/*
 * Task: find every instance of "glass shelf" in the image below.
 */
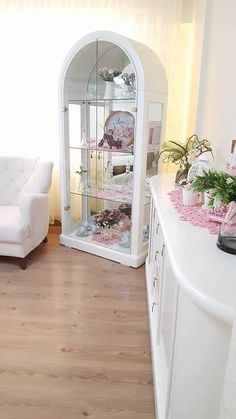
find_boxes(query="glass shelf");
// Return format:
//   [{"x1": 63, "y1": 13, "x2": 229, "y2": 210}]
[
  {"x1": 69, "y1": 230, "x2": 131, "y2": 254},
  {"x1": 69, "y1": 98, "x2": 136, "y2": 103},
  {"x1": 70, "y1": 189, "x2": 132, "y2": 204},
  {"x1": 70, "y1": 190, "x2": 151, "y2": 205},
  {"x1": 69, "y1": 194, "x2": 132, "y2": 254},
  {"x1": 69, "y1": 145, "x2": 134, "y2": 154}
]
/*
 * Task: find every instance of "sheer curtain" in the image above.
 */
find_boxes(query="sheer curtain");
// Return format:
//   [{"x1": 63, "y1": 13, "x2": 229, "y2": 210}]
[{"x1": 0, "y1": 0, "x2": 188, "y2": 222}]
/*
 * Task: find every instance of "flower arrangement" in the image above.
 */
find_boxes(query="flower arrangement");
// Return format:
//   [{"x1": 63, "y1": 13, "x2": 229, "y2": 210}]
[
  {"x1": 159, "y1": 134, "x2": 213, "y2": 168},
  {"x1": 118, "y1": 203, "x2": 132, "y2": 219},
  {"x1": 94, "y1": 208, "x2": 125, "y2": 228},
  {"x1": 158, "y1": 134, "x2": 213, "y2": 185},
  {"x1": 98, "y1": 67, "x2": 122, "y2": 82},
  {"x1": 121, "y1": 72, "x2": 135, "y2": 86},
  {"x1": 190, "y1": 169, "x2": 236, "y2": 207}
]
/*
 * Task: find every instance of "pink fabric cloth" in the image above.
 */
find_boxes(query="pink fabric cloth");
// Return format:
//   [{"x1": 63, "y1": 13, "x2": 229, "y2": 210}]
[
  {"x1": 168, "y1": 189, "x2": 223, "y2": 235},
  {"x1": 91, "y1": 235, "x2": 120, "y2": 245}
]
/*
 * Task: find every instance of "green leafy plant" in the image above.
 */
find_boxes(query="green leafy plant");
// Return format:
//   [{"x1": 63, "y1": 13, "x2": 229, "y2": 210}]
[
  {"x1": 191, "y1": 170, "x2": 236, "y2": 207},
  {"x1": 158, "y1": 134, "x2": 213, "y2": 169}
]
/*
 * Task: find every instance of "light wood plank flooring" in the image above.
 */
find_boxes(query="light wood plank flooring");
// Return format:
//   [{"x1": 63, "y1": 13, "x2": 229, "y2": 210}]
[{"x1": 0, "y1": 234, "x2": 155, "y2": 419}]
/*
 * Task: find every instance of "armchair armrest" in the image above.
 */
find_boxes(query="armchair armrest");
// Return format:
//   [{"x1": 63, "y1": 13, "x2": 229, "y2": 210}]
[{"x1": 19, "y1": 193, "x2": 50, "y2": 244}]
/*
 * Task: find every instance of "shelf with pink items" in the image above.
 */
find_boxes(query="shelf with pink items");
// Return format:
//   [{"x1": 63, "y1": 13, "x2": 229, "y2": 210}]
[
  {"x1": 68, "y1": 199, "x2": 132, "y2": 253},
  {"x1": 69, "y1": 230, "x2": 131, "y2": 254}
]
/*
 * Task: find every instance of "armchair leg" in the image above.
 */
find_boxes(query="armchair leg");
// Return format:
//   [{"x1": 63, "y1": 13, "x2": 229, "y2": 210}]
[
  {"x1": 19, "y1": 257, "x2": 27, "y2": 270},
  {"x1": 43, "y1": 236, "x2": 48, "y2": 243}
]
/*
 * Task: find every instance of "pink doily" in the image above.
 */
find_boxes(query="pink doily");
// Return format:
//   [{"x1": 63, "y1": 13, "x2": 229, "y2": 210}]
[
  {"x1": 168, "y1": 190, "x2": 221, "y2": 235},
  {"x1": 91, "y1": 234, "x2": 120, "y2": 245}
]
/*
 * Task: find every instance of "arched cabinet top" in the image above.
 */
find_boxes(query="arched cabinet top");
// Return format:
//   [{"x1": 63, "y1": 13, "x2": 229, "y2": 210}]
[{"x1": 59, "y1": 31, "x2": 167, "y2": 101}]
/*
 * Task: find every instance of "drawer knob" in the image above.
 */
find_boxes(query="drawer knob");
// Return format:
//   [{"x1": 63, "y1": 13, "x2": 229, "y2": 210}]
[
  {"x1": 161, "y1": 244, "x2": 165, "y2": 257},
  {"x1": 153, "y1": 277, "x2": 159, "y2": 287},
  {"x1": 152, "y1": 302, "x2": 158, "y2": 312}
]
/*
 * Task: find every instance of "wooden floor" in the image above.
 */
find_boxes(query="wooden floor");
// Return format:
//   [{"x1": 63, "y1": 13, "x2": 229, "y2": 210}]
[{"x1": 0, "y1": 234, "x2": 155, "y2": 419}]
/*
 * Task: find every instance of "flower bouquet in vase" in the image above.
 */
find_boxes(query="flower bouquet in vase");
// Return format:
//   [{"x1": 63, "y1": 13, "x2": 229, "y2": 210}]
[
  {"x1": 93, "y1": 208, "x2": 125, "y2": 244},
  {"x1": 98, "y1": 67, "x2": 121, "y2": 99},
  {"x1": 158, "y1": 134, "x2": 213, "y2": 186}
]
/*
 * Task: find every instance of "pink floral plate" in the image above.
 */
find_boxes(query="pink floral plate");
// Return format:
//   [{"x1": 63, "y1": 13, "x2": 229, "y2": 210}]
[{"x1": 98, "y1": 111, "x2": 135, "y2": 150}]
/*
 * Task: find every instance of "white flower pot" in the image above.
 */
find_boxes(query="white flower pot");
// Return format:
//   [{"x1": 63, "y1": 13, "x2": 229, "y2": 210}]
[
  {"x1": 204, "y1": 191, "x2": 212, "y2": 208},
  {"x1": 104, "y1": 81, "x2": 115, "y2": 99},
  {"x1": 182, "y1": 189, "x2": 199, "y2": 206}
]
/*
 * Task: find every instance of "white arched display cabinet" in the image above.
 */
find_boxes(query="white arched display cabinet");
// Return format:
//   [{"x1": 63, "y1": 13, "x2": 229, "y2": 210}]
[{"x1": 59, "y1": 31, "x2": 167, "y2": 267}]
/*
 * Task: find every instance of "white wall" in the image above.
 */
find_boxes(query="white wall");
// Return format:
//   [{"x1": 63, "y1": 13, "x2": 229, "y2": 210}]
[
  {"x1": 0, "y1": 1, "x2": 233, "y2": 163},
  {"x1": 196, "y1": 0, "x2": 236, "y2": 167},
  {"x1": 2, "y1": 1, "x2": 233, "y2": 216},
  {"x1": 0, "y1": 0, "x2": 181, "y2": 161},
  {"x1": 0, "y1": 1, "x2": 183, "y2": 218}
]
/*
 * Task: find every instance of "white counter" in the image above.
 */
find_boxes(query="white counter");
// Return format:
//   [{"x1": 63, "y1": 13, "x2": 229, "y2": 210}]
[
  {"x1": 146, "y1": 174, "x2": 236, "y2": 419},
  {"x1": 150, "y1": 174, "x2": 236, "y2": 325}
]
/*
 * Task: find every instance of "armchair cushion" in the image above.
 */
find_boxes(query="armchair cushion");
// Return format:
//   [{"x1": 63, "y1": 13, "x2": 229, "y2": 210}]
[
  {"x1": 0, "y1": 206, "x2": 29, "y2": 243},
  {"x1": 20, "y1": 193, "x2": 49, "y2": 246}
]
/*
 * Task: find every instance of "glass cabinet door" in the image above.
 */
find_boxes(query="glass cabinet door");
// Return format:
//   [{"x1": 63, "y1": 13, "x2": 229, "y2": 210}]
[
  {"x1": 143, "y1": 102, "x2": 163, "y2": 244},
  {"x1": 65, "y1": 40, "x2": 137, "y2": 254}
]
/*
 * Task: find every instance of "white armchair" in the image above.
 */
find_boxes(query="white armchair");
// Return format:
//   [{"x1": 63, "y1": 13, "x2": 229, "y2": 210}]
[{"x1": 0, "y1": 156, "x2": 53, "y2": 269}]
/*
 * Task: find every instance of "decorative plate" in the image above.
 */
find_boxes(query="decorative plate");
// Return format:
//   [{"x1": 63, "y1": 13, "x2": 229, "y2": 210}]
[{"x1": 98, "y1": 111, "x2": 135, "y2": 150}]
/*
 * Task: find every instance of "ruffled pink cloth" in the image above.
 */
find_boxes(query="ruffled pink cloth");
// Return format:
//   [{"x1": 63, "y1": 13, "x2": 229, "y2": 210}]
[
  {"x1": 168, "y1": 190, "x2": 222, "y2": 235},
  {"x1": 91, "y1": 234, "x2": 120, "y2": 245}
]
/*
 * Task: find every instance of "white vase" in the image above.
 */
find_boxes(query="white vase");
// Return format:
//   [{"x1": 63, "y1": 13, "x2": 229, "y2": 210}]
[
  {"x1": 104, "y1": 81, "x2": 114, "y2": 99},
  {"x1": 187, "y1": 154, "x2": 212, "y2": 183},
  {"x1": 182, "y1": 188, "x2": 199, "y2": 206}
]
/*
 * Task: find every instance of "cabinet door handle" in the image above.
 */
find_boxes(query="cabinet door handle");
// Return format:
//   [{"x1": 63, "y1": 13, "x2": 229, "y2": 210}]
[
  {"x1": 156, "y1": 223, "x2": 160, "y2": 234},
  {"x1": 152, "y1": 302, "x2": 158, "y2": 312},
  {"x1": 155, "y1": 250, "x2": 160, "y2": 260},
  {"x1": 161, "y1": 244, "x2": 165, "y2": 257},
  {"x1": 153, "y1": 277, "x2": 159, "y2": 287}
]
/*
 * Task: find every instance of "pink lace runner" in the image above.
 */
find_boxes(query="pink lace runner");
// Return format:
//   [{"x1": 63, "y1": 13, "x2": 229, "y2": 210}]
[{"x1": 168, "y1": 190, "x2": 222, "y2": 235}]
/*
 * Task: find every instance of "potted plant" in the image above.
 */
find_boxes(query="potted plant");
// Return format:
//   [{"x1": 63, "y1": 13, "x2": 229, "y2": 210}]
[
  {"x1": 190, "y1": 169, "x2": 236, "y2": 207},
  {"x1": 158, "y1": 134, "x2": 213, "y2": 185}
]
